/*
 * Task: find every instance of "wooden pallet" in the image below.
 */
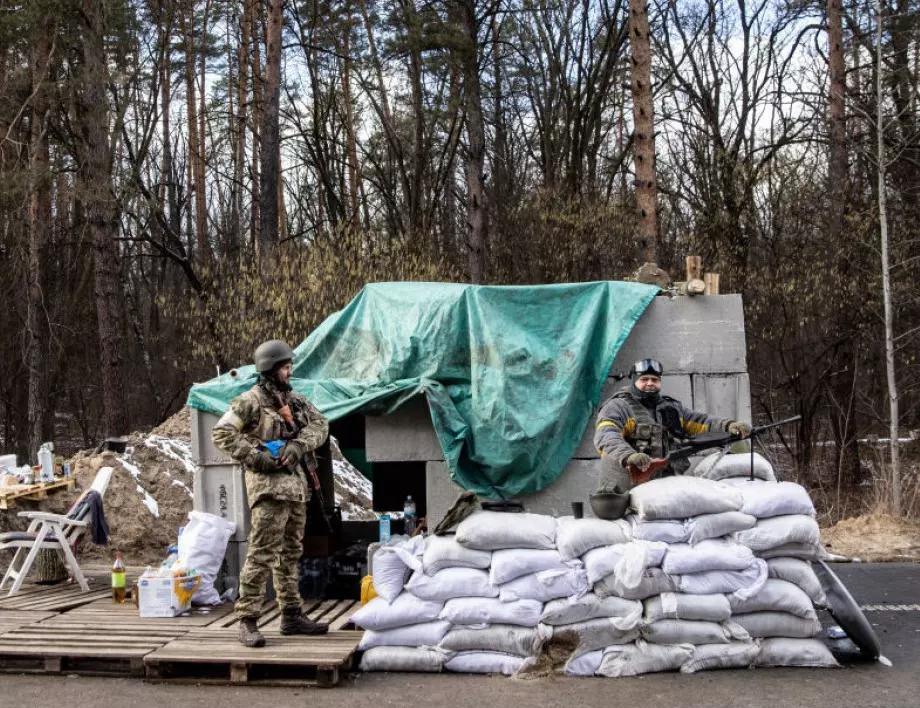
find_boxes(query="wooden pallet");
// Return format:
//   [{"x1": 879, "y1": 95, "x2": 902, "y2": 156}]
[
  {"x1": 0, "y1": 478, "x2": 75, "y2": 509},
  {"x1": 0, "y1": 623, "x2": 184, "y2": 677},
  {"x1": 40, "y1": 597, "x2": 236, "y2": 630},
  {"x1": 205, "y1": 598, "x2": 362, "y2": 632},
  {"x1": 145, "y1": 629, "x2": 360, "y2": 686},
  {"x1": 0, "y1": 581, "x2": 108, "y2": 612},
  {"x1": 0, "y1": 610, "x2": 55, "y2": 634}
]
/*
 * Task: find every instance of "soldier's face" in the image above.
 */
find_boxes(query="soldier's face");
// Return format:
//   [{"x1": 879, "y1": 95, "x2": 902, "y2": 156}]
[
  {"x1": 635, "y1": 375, "x2": 661, "y2": 392},
  {"x1": 276, "y1": 361, "x2": 293, "y2": 385}
]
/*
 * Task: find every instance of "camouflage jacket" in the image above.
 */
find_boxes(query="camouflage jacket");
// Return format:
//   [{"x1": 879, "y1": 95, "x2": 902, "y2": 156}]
[
  {"x1": 211, "y1": 380, "x2": 329, "y2": 507},
  {"x1": 593, "y1": 387, "x2": 732, "y2": 473}
]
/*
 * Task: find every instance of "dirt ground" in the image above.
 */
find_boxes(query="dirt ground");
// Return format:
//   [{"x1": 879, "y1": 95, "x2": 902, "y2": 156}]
[{"x1": 821, "y1": 513, "x2": 920, "y2": 562}]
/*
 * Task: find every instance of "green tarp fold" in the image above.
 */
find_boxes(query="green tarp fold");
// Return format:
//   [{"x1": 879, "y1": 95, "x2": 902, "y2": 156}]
[{"x1": 187, "y1": 281, "x2": 657, "y2": 497}]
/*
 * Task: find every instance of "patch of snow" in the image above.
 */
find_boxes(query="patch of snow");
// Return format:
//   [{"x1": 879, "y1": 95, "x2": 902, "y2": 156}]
[
  {"x1": 118, "y1": 447, "x2": 161, "y2": 518},
  {"x1": 171, "y1": 479, "x2": 193, "y2": 498},
  {"x1": 136, "y1": 484, "x2": 160, "y2": 517},
  {"x1": 144, "y1": 435, "x2": 196, "y2": 474}
]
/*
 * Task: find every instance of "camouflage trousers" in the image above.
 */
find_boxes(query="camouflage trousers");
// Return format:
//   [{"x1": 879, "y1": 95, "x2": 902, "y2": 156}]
[{"x1": 236, "y1": 497, "x2": 306, "y2": 618}]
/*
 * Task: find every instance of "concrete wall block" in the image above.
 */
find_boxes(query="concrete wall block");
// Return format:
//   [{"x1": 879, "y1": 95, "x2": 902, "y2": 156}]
[
  {"x1": 365, "y1": 396, "x2": 444, "y2": 462},
  {"x1": 193, "y1": 463, "x2": 250, "y2": 542},
  {"x1": 691, "y1": 373, "x2": 752, "y2": 423},
  {"x1": 190, "y1": 408, "x2": 235, "y2": 465},
  {"x1": 611, "y1": 294, "x2": 747, "y2": 375}
]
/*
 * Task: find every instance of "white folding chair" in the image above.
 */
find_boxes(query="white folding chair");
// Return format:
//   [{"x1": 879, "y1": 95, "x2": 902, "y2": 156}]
[{"x1": 0, "y1": 466, "x2": 114, "y2": 596}]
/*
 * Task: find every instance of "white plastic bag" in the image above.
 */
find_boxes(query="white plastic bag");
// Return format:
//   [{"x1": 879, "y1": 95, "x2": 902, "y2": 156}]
[
  {"x1": 440, "y1": 597, "x2": 544, "y2": 627},
  {"x1": 594, "y1": 567, "x2": 677, "y2": 600},
  {"x1": 722, "y1": 479, "x2": 816, "y2": 518},
  {"x1": 680, "y1": 641, "x2": 759, "y2": 673},
  {"x1": 351, "y1": 594, "x2": 445, "y2": 631},
  {"x1": 444, "y1": 651, "x2": 529, "y2": 676},
  {"x1": 640, "y1": 619, "x2": 734, "y2": 645},
  {"x1": 596, "y1": 642, "x2": 693, "y2": 677},
  {"x1": 662, "y1": 540, "x2": 755, "y2": 575},
  {"x1": 551, "y1": 617, "x2": 640, "y2": 655},
  {"x1": 406, "y1": 567, "x2": 498, "y2": 602},
  {"x1": 755, "y1": 638, "x2": 840, "y2": 667},
  {"x1": 643, "y1": 592, "x2": 731, "y2": 623},
  {"x1": 687, "y1": 511, "x2": 757, "y2": 545},
  {"x1": 359, "y1": 646, "x2": 451, "y2": 672},
  {"x1": 732, "y1": 611, "x2": 822, "y2": 638},
  {"x1": 555, "y1": 516, "x2": 630, "y2": 559},
  {"x1": 499, "y1": 567, "x2": 588, "y2": 603},
  {"x1": 766, "y1": 557, "x2": 827, "y2": 605},
  {"x1": 675, "y1": 558, "x2": 768, "y2": 600},
  {"x1": 728, "y1": 578, "x2": 818, "y2": 618},
  {"x1": 564, "y1": 649, "x2": 604, "y2": 676},
  {"x1": 440, "y1": 624, "x2": 551, "y2": 656},
  {"x1": 489, "y1": 548, "x2": 571, "y2": 585},
  {"x1": 455, "y1": 511, "x2": 557, "y2": 551},
  {"x1": 582, "y1": 540, "x2": 667, "y2": 586},
  {"x1": 630, "y1": 477, "x2": 742, "y2": 521},
  {"x1": 735, "y1": 515, "x2": 820, "y2": 551},
  {"x1": 692, "y1": 451, "x2": 777, "y2": 482},
  {"x1": 177, "y1": 511, "x2": 237, "y2": 606},
  {"x1": 541, "y1": 593, "x2": 643, "y2": 627},
  {"x1": 422, "y1": 534, "x2": 492, "y2": 575},
  {"x1": 358, "y1": 620, "x2": 451, "y2": 650}
]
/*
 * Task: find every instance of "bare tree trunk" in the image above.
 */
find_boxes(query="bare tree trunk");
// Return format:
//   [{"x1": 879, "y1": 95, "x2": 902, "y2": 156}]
[
  {"x1": 249, "y1": 0, "x2": 263, "y2": 247},
  {"x1": 232, "y1": 0, "x2": 250, "y2": 247},
  {"x1": 876, "y1": 0, "x2": 900, "y2": 515},
  {"x1": 180, "y1": 3, "x2": 208, "y2": 260},
  {"x1": 341, "y1": 0, "x2": 362, "y2": 232},
  {"x1": 628, "y1": 0, "x2": 658, "y2": 263},
  {"x1": 259, "y1": 0, "x2": 284, "y2": 250},
  {"x1": 79, "y1": 0, "x2": 128, "y2": 437}
]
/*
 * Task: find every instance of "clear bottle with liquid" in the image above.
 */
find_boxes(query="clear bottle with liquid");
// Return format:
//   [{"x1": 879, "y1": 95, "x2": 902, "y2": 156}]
[
  {"x1": 403, "y1": 496, "x2": 417, "y2": 536},
  {"x1": 112, "y1": 553, "x2": 126, "y2": 604},
  {"x1": 379, "y1": 513, "x2": 391, "y2": 543}
]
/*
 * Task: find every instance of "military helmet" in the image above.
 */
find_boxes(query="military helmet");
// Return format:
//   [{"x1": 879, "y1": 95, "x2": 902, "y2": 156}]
[
  {"x1": 588, "y1": 488, "x2": 631, "y2": 521},
  {"x1": 254, "y1": 340, "x2": 295, "y2": 373},
  {"x1": 632, "y1": 358, "x2": 664, "y2": 379}
]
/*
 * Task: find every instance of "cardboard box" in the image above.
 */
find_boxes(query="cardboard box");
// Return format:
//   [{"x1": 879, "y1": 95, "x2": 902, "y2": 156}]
[{"x1": 138, "y1": 572, "x2": 201, "y2": 618}]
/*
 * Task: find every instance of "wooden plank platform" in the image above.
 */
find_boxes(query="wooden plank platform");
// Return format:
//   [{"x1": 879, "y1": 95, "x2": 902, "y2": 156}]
[
  {"x1": 0, "y1": 610, "x2": 56, "y2": 633},
  {"x1": 204, "y1": 598, "x2": 361, "y2": 632},
  {"x1": 0, "y1": 478, "x2": 75, "y2": 509},
  {"x1": 40, "y1": 597, "x2": 236, "y2": 630},
  {"x1": 0, "y1": 623, "x2": 184, "y2": 677},
  {"x1": 0, "y1": 582, "x2": 108, "y2": 612},
  {"x1": 145, "y1": 629, "x2": 360, "y2": 687}
]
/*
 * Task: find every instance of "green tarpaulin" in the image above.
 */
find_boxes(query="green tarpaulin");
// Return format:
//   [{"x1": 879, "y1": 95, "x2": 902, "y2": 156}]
[{"x1": 187, "y1": 281, "x2": 657, "y2": 498}]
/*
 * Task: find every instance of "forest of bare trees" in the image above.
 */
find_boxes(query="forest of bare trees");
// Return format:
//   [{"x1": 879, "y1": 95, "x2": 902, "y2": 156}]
[{"x1": 1, "y1": 1, "x2": 918, "y2": 517}]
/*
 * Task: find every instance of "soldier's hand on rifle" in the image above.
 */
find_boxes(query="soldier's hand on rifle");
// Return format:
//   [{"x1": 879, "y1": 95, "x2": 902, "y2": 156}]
[
  {"x1": 280, "y1": 442, "x2": 304, "y2": 468},
  {"x1": 626, "y1": 452, "x2": 652, "y2": 471},
  {"x1": 728, "y1": 421, "x2": 752, "y2": 439},
  {"x1": 252, "y1": 451, "x2": 283, "y2": 474}
]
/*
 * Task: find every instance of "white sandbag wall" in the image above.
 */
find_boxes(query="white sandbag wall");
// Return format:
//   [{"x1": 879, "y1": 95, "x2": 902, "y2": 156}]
[{"x1": 354, "y1": 456, "x2": 839, "y2": 676}]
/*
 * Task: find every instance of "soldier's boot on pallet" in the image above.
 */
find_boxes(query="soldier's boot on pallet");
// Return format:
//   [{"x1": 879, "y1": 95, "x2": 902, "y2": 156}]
[
  {"x1": 238, "y1": 617, "x2": 266, "y2": 647},
  {"x1": 280, "y1": 606, "x2": 329, "y2": 635}
]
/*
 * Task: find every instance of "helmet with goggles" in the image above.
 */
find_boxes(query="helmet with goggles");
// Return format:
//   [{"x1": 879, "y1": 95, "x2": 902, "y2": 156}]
[{"x1": 632, "y1": 358, "x2": 664, "y2": 379}]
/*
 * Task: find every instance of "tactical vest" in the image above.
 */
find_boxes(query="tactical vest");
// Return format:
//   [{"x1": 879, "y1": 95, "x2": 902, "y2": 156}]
[{"x1": 613, "y1": 390, "x2": 690, "y2": 474}]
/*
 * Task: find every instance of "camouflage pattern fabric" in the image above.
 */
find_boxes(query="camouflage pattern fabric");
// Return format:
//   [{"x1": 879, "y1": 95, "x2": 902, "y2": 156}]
[
  {"x1": 212, "y1": 380, "x2": 329, "y2": 508},
  {"x1": 235, "y1": 497, "x2": 307, "y2": 618}
]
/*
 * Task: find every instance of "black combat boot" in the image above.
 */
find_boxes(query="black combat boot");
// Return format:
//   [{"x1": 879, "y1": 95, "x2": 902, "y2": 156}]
[
  {"x1": 238, "y1": 616, "x2": 266, "y2": 647},
  {"x1": 280, "y1": 606, "x2": 329, "y2": 635}
]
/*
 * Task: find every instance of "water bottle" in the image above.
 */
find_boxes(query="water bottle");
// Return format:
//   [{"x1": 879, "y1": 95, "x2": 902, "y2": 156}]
[
  {"x1": 159, "y1": 545, "x2": 179, "y2": 576},
  {"x1": 379, "y1": 513, "x2": 391, "y2": 543},
  {"x1": 37, "y1": 443, "x2": 54, "y2": 483},
  {"x1": 403, "y1": 496, "x2": 417, "y2": 536}
]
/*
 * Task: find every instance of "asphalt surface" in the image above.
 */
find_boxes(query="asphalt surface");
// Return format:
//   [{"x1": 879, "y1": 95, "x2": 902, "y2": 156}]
[{"x1": 3, "y1": 563, "x2": 918, "y2": 708}]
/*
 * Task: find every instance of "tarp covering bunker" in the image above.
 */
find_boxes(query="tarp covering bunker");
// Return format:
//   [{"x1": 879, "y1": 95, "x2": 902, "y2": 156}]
[{"x1": 187, "y1": 281, "x2": 658, "y2": 498}]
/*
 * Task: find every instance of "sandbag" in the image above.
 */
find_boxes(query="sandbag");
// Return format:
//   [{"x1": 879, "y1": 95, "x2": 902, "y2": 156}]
[
  {"x1": 440, "y1": 624, "x2": 551, "y2": 657},
  {"x1": 444, "y1": 651, "x2": 529, "y2": 676},
  {"x1": 551, "y1": 618, "x2": 641, "y2": 655},
  {"x1": 489, "y1": 548, "x2": 571, "y2": 585},
  {"x1": 735, "y1": 515, "x2": 820, "y2": 552},
  {"x1": 351, "y1": 594, "x2": 445, "y2": 631},
  {"x1": 358, "y1": 621, "x2": 451, "y2": 650},
  {"x1": 555, "y1": 516, "x2": 630, "y2": 560},
  {"x1": 627, "y1": 516, "x2": 691, "y2": 543},
  {"x1": 675, "y1": 558, "x2": 768, "y2": 600},
  {"x1": 757, "y1": 542, "x2": 825, "y2": 561},
  {"x1": 440, "y1": 597, "x2": 544, "y2": 627},
  {"x1": 406, "y1": 567, "x2": 498, "y2": 602},
  {"x1": 596, "y1": 642, "x2": 694, "y2": 677},
  {"x1": 630, "y1": 477, "x2": 742, "y2": 521},
  {"x1": 564, "y1": 649, "x2": 604, "y2": 677},
  {"x1": 687, "y1": 511, "x2": 757, "y2": 545},
  {"x1": 755, "y1": 638, "x2": 840, "y2": 667},
  {"x1": 541, "y1": 593, "x2": 643, "y2": 627},
  {"x1": 766, "y1": 557, "x2": 827, "y2": 605},
  {"x1": 176, "y1": 511, "x2": 237, "y2": 606},
  {"x1": 499, "y1": 567, "x2": 588, "y2": 603},
  {"x1": 359, "y1": 646, "x2": 452, "y2": 672},
  {"x1": 455, "y1": 511, "x2": 557, "y2": 551},
  {"x1": 692, "y1": 451, "x2": 777, "y2": 482},
  {"x1": 640, "y1": 619, "x2": 735, "y2": 645},
  {"x1": 721, "y1": 479, "x2": 816, "y2": 518},
  {"x1": 373, "y1": 538, "x2": 424, "y2": 602},
  {"x1": 582, "y1": 540, "x2": 667, "y2": 586},
  {"x1": 594, "y1": 567, "x2": 677, "y2": 600},
  {"x1": 732, "y1": 611, "x2": 822, "y2": 638},
  {"x1": 643, "y1": 592, "x2": 731, "y2": 623},
  {"x1": 662, "y1": 540, "x2": 755, "y2": 575},
  {"x1": 728, "y1": 578, "x2": 818, "y2": 618},
  {"x1": 680, "y1": 641, "x2": 759, "y2": 673},
  {"x1": 422, "y1": 534, "x2": 492, "y2": 575}
]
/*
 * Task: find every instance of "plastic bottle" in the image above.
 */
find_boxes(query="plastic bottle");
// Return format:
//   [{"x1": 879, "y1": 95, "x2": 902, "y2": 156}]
[
  {"x1": 159, "y1": 545, "x2": 179, "y2": 575},
  {"x1": 112, "y1": 553, "x2": 126, "y2": 603},
  {"x1": 379, "y1": 513, "x2": 391, "y2": 543},
  {"x1": 403, "y1": 496, "x2": 417, "y2": 536},
  {"x1": 37, "y1": 444, "x2": 54, "y2": 483}
]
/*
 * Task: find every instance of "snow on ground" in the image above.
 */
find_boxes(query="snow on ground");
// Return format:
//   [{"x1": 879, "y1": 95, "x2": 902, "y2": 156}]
[{"x1": 117, "y1": 452, "x2": 161, "y2": 518}]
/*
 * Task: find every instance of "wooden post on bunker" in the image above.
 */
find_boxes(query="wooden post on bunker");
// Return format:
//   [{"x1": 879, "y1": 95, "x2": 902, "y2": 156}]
[{"x1": 704, "y1": 273, "x2": 720, "y2": 295}]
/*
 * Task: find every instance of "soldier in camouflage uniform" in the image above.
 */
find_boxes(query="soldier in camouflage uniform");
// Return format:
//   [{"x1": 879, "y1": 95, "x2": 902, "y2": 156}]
[
  {"x1": 593, "y1": 358, "x2": 751, "y2": 494},
  {"x1": 212, "y1": 340, "x2": 330, "y2": 647}
]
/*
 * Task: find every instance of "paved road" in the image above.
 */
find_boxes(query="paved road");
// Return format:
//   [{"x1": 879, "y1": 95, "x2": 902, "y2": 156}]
[{"x1": 4, "y1": 564, "x2": 918, "y2": 708}]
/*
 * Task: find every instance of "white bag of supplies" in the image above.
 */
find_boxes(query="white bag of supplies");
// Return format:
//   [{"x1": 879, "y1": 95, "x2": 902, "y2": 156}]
[{"x1": 177, "y1": 511, "x2": 237, "y2": 606}]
